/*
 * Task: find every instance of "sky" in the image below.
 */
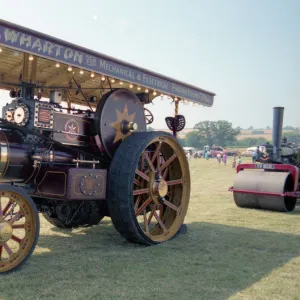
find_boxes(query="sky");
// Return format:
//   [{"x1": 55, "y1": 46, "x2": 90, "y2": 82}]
[{"x1": 0, "y1": 0, "x2": 299, "y2": 129}]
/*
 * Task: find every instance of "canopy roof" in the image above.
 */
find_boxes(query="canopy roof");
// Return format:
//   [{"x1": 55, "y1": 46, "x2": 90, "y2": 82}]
[{"x1": 0, "y1": 19, "x2": 215, "y2": 107}]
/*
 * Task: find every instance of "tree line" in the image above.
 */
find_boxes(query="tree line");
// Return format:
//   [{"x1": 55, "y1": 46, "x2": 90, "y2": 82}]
[
  {"x1": 178, "y1": 120, "x2": 240, "y2": 148},
  {"x1": 148, "y1": 121, "x2": 300, "y2": 149}
]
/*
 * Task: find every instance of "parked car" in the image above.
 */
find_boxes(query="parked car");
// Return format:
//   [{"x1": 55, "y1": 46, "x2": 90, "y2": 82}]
[
  {"x1": 225, "y1": 149, "x2": 240, "y2": 156},
  {"x1": 241, "y1": 150, "x2": 253, "y2": 157},
  {"x1": 210, "y1": 147, "x2": 225, "y2": 157}
]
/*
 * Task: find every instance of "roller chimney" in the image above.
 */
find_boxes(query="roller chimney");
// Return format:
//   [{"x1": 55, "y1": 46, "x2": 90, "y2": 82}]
[{"x1": 272, "y1": 107, "x2": 284, "y2": 160}]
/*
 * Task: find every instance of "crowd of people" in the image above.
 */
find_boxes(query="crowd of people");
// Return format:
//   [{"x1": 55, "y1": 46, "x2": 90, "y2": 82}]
[
  {"x1": 185, "y1": 137, "x2": 297, "y2": 168},
  {"x1": 214, "y1": 152, "x2": 242, "y2": 168},
  {"x1": 185, "y1": 150, "x2": 243, "y2": 168}
]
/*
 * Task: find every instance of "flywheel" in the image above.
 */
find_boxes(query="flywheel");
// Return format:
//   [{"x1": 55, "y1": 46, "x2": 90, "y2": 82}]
[{"x1": 95, "y1": 88, "x2": 146, "y2": 158}]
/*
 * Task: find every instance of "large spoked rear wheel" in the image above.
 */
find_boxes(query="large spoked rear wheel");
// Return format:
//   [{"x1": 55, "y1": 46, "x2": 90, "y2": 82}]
[
  {"x1": 0, "y1": 186, "x2": 39, "y2": 274},
  {"x1": 107, "y1": 131, "x2": 190, "y2": 245}
]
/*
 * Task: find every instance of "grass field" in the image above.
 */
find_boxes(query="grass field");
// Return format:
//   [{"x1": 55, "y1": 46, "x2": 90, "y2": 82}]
[{"x1": 1, "y1": 157, "x2": 300, "y2": 300}]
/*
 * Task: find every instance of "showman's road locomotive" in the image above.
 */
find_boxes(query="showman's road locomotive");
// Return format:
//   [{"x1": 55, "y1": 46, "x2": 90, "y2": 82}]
[
  {"x1": 0, "y1": 19, "x2": 215, "y2": 273},
  {"x1": 229, "y1": 107, "x2": 300, "y2": 212}
]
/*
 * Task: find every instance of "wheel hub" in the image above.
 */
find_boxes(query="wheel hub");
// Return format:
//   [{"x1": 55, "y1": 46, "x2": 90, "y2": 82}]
[
  {"x1": 152, "y1": 178, "x2": 168, "y2": 198},
  {"x1": 0, "y1": 222, "x2": 13, "y2": 243}
]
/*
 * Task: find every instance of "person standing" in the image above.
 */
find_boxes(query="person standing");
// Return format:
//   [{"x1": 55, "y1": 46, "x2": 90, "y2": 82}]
[
  {"x1": 205, "y1": 151, "x2": 209, "y2": 160},
  {"x1": 232, "y1": 155, "x2": 236, "y2": 168},
  {"x1": 223, "y1": 153, "x2": 227, "y2": 166},
  {"x1": 216, "y1": 153, "x2": 221, "y2": 164},
  {"x1": 238, "y1": 156, "x2": 242, "y2": 165},
  {"x1": 252, "y1": 150, "x2": 257, "y2": 163}
]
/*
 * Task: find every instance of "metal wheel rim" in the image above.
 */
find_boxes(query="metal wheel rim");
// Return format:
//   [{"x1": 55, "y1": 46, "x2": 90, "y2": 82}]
[
  {"x1": 133, "y1": 135, "x2": 190, "y2": 242},
  {"x1": 0, "y1": 191, "x2": 38, "y2": 273}
]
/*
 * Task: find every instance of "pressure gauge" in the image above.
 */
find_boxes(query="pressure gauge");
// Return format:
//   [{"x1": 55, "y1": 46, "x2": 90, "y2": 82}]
[
  {"x1": 5, "y1": 110, "x2": 13, "y2": 121},
  {"x1": 14, "y1": 104, "x2": 29, "y2": 126}
]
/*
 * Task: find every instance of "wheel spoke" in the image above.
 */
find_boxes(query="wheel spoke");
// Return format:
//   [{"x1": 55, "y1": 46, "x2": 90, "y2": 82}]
[
  {"x1": 133, "y1": 188, "x2": 150, "y2": 196},
  {"x1": 147, "y1": 206, "x2": 155, "y2": 225},
  {"x1": 143, "y1": 152, "x2": 155, "y2": 172},
  {"x1": 159, "y1": 203, "x2": 164, "y2": 218},
  {"x1": 135, "y1": 169, "x2": 149, "y2": 182},
  {"x1": 134, "y1": 178, "x2": 141, "y2": 187},
  {"x1": 167, "y1": 179, "x2": 183, "y2": 186},
  {"x1": 2, "y1": 201, "x2": 12, "y2": 215},
  {"x1": 12, "y1": 224, "x2": 25, "y2": 229},
  {"x1": 0, "y1": 245, "x2": 2, "y2": 259},
  {"x1": 11, "y1": 235, "x2": 22, "y2": 244},
  {"x1": 134, "y1": 195, "x2": 142, "y2": 211},
  {"x1": 135, "y1": 197, "x2": 152, "y2": 216},
  {"x1": 143, "y1": 209, "x2": 150, "y2": 233},
  {"x1": 160, "y1": 153, "x2": 177, "y2": 171},
  {"x1": 162, "y1": 167, "x2": 169, "y2": 180},
  {"x1": 161, "y1": 198, "x2": 180, "y2": 212},
  {"x1": 152, "y1": 208, "x2": 168, "y2": 233},
  {"x1": 141, "y1": 153, "x2": 145, "y2": 172},
  {"x1": 151, "y1": 142, "x2": 162, "y2": 164},
  {"x1": 3, "y1": 242, "x2": 12, "y2": 255},
  {"x1": 10, "y1": 211, "x2": 23, "y2": 224}
]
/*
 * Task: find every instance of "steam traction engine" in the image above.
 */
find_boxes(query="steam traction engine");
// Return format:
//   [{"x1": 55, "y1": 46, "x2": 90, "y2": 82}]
[
  {"x1": 0, "y1": 19, "x2": 215, "y2": 273},
  {"x1": 229, "y1": 107, "x2": 300, "y2": 212}
]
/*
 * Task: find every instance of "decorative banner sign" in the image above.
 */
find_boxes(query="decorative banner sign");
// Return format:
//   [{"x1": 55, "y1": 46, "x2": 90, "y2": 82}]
[{"x1": 0, "y1": 20, "x2": 215, "y2": 106}]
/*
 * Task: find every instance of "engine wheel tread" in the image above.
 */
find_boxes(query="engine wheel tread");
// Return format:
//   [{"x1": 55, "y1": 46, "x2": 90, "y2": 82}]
[{"x1": 107, "y1": 131, "x2": 180, "y2": 245}]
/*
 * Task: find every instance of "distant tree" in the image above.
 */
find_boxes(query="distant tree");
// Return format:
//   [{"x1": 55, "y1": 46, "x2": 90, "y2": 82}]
[
  {"x1": 284, "y1": 131, "x2": 300, "y2": 144},
  {"x1": 213, "y1": 120, "x2": 241, "y2": 147},
  {"x1": 248, "y1": 126, "x2": 253, "y2": 130},
  {"x1": 193, "y1": 121, "x2": 215, "y2": 146},
  {"x1": 233, "y1": 137, "x2": 268, "y2": 147},
  {"x1": 252, "y1": 130, "x2": 264, "y2": 134},
  {"x1": 177, "y1": 138, "x2": 186, "y2": 147},
  {"x1": 193, "y1": 120, "x2": 240, "y2": 147},
  {"x1": 147, "y1": 126, "x2": 155, "y2": 131},
  {"x1": 283, "y1": 126, "x2": 295, "y2": 130},
  {"x1": 266, "y1": 126, "x2": 271, "y2": 129},
  {"x1": 184, "y1": 131, "x2": 204, "y2": 148}
]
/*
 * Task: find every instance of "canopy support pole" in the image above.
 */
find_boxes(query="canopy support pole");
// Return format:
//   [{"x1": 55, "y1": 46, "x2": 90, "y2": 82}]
[
  {"x1": 173, "y1": 99, "x2": 179, "y2": 138},
  {"x1": 20, "y1": 53, "x2": 35, "y2": 98}
]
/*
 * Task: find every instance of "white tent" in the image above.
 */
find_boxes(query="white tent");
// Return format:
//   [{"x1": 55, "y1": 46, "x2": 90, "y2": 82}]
[
  {"x1": 247, "y1": 146, "x2": 266, "y2": 152},
  {"x1": 183, "y1": 147, "x2": 196, "y2": 152}
]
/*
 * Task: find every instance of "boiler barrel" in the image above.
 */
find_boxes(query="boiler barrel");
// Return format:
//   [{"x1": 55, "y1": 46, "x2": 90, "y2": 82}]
[
  {"x1": 0, "y1": 130, "x2": 79, "y2": 183},
  {"x1": 0, "y1": 130, "x2": 34, "y2": 181}
]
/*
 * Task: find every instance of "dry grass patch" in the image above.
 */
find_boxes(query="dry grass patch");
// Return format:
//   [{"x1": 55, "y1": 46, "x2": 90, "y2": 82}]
[{"x1": 0, "y1": 156, "x2": 299, "y2": 300}]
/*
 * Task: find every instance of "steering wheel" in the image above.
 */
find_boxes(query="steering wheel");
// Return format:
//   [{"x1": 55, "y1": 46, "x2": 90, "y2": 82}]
[{"x1": 144, "y1": 107, "x2": 154, "y2": 125}]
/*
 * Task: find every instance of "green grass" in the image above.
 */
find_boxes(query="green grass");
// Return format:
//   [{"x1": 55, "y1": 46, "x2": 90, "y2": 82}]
[{"x1": 1, "y1": 157, "x2": 300, "y2": 300}]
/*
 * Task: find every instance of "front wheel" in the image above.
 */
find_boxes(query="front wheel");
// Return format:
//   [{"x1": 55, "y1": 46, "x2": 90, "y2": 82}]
[
  {"x1": 107, "y1": 131, "x2": 191, "y2": 245},
  {"x1": 0, "y1": 185, "x2": 40, "y2": 274}
]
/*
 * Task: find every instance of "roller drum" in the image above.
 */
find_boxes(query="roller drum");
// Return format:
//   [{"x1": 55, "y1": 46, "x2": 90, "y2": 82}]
[{"x1": 233, "y1": 170, "x2": 297, "y2": 212}]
